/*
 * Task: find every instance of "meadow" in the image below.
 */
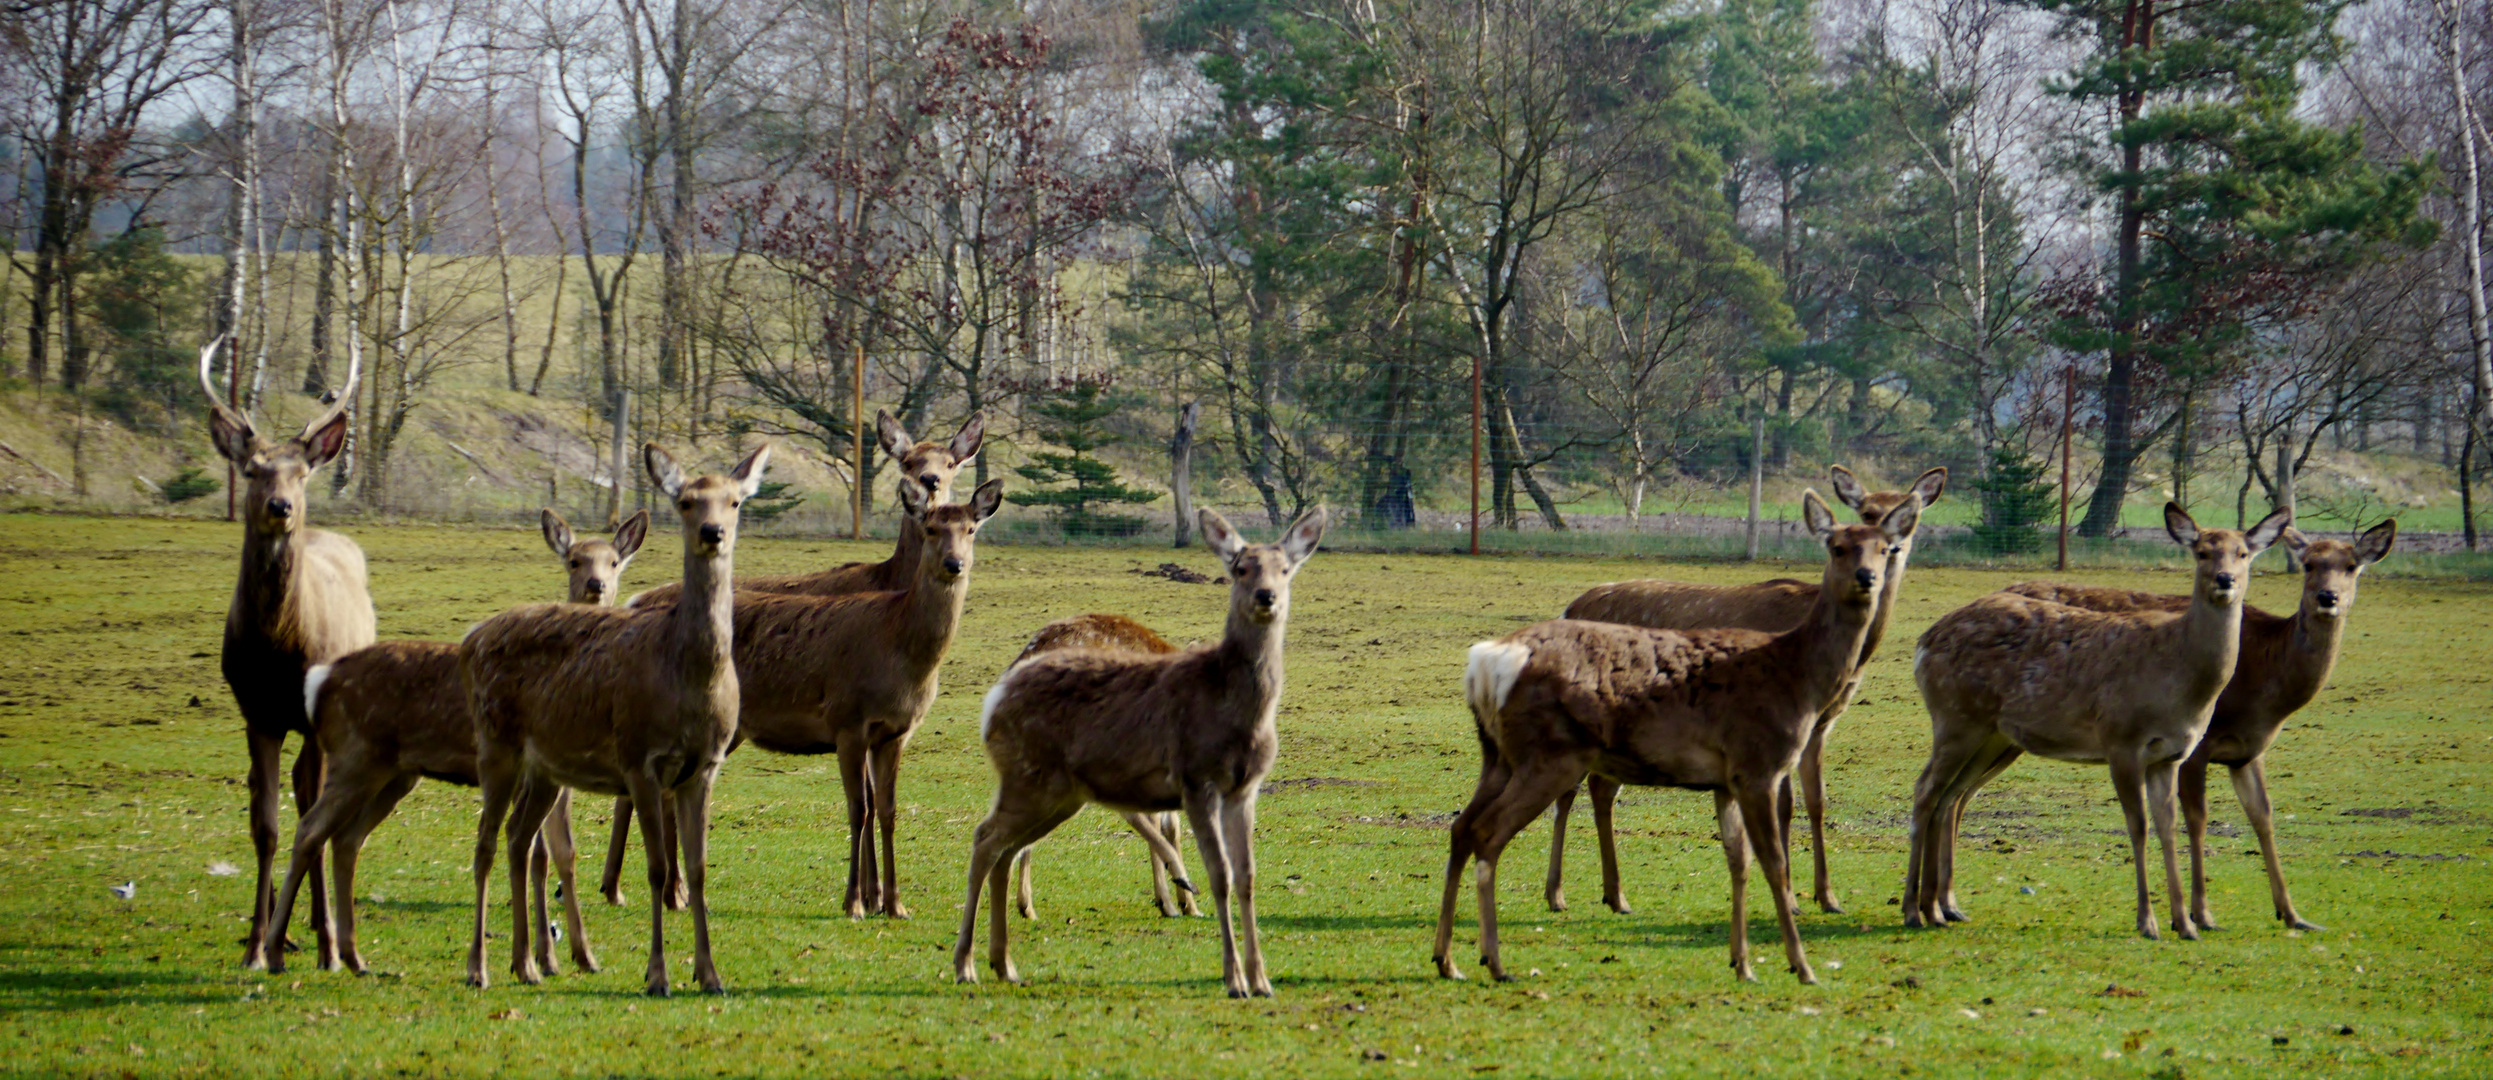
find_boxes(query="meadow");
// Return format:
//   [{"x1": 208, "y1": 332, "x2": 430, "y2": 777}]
[{"x1": 0, "y1": 509, "x2": 2487, "y2": 1078}]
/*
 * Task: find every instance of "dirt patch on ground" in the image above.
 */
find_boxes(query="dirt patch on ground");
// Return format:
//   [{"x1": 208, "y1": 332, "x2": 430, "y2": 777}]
[
  {"x1": 1261, "y1": 776, "x2": 1381, "y2": 795},
  {"x1": 1344, "y1": 810, "x2": 1457, "y2": 829},
  {"x1": 2341, "y1": 807, "x2": 2475, "y2": 823},
  {"x1": 2337, "y1": 850, "x2": 2473, "y2": 861}
]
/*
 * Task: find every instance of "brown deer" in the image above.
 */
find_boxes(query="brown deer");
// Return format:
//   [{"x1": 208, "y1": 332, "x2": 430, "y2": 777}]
[
  {"x1": 955, "y1": 508, "x2": 1328, "y2": 997},
  {"x1": 714, "y1": 478, "x2": 1006, "y2": 920},
  {"x1": 461, "y1": 443, "x2": 769, "y2": 994},
  {"x1": 1435, "y1": 491, "x2": 1915, "y2": 986},
  {"x1": 1001, "y1": 614, "x2": 1198, "y2": 919},
  {"x1": 200, "y1": 337, "x2": 373, "y2": 971},
  {"x1": 259, "y1": 509, "x2": 648, "y2": 975},
  {"x1": 1906, "y1": 503, "x2": 2290, "y2": 940},
  {"x1": 1999, "y1": 519, "x2": 2393, "y2": 932},
  {"x1": 1551, "y1": 465, "x2": 1943, "y2": 917},
  {"x1": 608, "y1": 410, "x2": 982, "y2": 907}
]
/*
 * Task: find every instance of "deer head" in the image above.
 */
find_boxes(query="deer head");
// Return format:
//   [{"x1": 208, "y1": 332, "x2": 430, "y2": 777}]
[
  {"x1": 647, "y1": 443, "x2": 771, "y2": 560},
  {"x1": 878, "y1": 410, "x2": 986, "y2": 504},
  {"x1": 1200, "y1": 506, "x2": 1328, "y2": 627},
  {"x1": 200, "y1": 338, "x2": 358, "y2": 541},
  {"x1": 543, "y1": 507, "x2": 649, "y2": 606},
  {"x1": 2165, "y1": 503, "x2": 2290, "y2": 607},
  {"x1": 2280, "y1": 519, "x2": 2395, "y2": 619},
  {"x1": 898, "y1": 477, "x2": 1004, "y2": 583},
  {"x1": 1805, "y1": 489, "x2": 1919, "y2": 609},
  {"x1": 1829, "y1": 466, "x2": 1945, "y2": 556}
]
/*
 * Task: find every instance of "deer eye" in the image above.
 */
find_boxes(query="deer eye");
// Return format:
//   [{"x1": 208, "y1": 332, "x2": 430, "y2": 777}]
[
  {"x1": 679, "y1": 499, "x2": 693, "y2": 510},
  {"x1": 569, "y1": 559, "x2": 580, "y2": 568}
]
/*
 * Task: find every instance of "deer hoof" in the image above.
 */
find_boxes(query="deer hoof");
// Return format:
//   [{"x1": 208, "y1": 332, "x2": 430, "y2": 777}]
[
  {"x1": 645, "y1": 980, "x2": 671, "y2": 997},
  {"x1": 1940, "y1": 905, "x2": 1969, "y2": 923},
  {"x1": 2286, "y1": 917, "x2": 2324, "y2": 932},
  {"x1": 1434, "y1": 956, "x2": 1464, "y2": 981},
  {"x1": 1817, "y1": 898, "x2": 1846, "y2": 916}
]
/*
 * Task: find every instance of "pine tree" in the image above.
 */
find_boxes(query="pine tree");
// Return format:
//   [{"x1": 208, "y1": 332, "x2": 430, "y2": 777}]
[
  {"x1": 1008, "y1": 376, "x2": 1161, "y2": 537},
  {"x1": 1968, "y1": 447, "x2": 2055, "y2": 555}
]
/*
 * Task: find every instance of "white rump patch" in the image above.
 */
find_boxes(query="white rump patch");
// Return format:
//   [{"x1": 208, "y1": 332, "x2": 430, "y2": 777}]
[
  {"x1": 624, "y1": 588, "x2": 652, "y2": 609},
  {"x1": 459, "y1": 621, "x2": 485, "y2": 644},
  {"x1": 977, "y1": 675, "x2": 1014, "y2": 739},
  {"x1": 1465, "y1": 640, "x2": 1531, "y2": 719},
  {"x1": 302, "y1": 664, "x2": 334, "y2": 722}
]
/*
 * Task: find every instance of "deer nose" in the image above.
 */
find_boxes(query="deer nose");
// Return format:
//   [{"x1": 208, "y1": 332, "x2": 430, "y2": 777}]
[
  {"x1": 584, "y1": 579, "x2": 606, "y2": 595},
  {"x1": 265, "y1": 497, "x2": 293, "y2": 519},
  {"x1": 2213, "y1": 572, "x2": 2237, "y2": 590},
  {"x1": 699, "y1": 523, "x2": 725, "y2": 546},
  {"x1": 1854, "y1": 567, "x2": 1876, "y2": 589},
  {"x1": 2317, "y1": 589, "x2": 2341, "y2": 607},
  {"x1": 919, "y1": 473, "x2": 940, "y2": 491},
  {"x1": 1252, "y1": 588, "x2": 1276, "y2": 608},
  {"x1": 941, "y1": 556, "x2": 965, "y2": 575}
]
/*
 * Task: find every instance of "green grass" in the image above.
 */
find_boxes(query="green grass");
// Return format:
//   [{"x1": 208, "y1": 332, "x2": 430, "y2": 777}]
[{"x1": 2, "y1": 510, "x2": 2488, "y2": 1078}]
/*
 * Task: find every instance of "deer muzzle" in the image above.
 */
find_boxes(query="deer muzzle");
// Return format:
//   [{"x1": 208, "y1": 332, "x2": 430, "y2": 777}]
[{"x1": 699, "y1": 523, "x2": 726, "y2": 547}]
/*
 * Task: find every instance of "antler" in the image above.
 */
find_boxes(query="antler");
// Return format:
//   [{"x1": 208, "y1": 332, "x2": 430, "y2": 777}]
[{"x1": 299, "y1": 346, "x2": 362, "y2": 439}]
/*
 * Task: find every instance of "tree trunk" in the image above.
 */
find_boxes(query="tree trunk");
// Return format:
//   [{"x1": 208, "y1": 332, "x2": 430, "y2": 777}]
[
  {"x1": 2081, "y1": 0, "x2": 2157, "y2": 539},
  {"x1": 1170, "y1": 400, "x2": 1198, "y2": 549},
  {"x1": 306, "y1": 164, "x2": 335, "y2": 393}
]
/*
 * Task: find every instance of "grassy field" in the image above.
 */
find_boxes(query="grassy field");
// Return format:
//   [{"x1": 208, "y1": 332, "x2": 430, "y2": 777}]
[{"x1": 1, "y1": 509, "x2": 2487, "y2": 1078}]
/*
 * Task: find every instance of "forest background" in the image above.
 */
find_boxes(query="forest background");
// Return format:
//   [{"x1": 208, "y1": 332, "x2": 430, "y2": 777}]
[{"x1": 4, "y1": 0, "x2": 2491, "y2": 565}]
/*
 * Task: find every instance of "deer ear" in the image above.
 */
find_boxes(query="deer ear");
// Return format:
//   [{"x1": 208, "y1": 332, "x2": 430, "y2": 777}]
[
  {"x1": 298, "y1": 409, "x2": 350, "y2": 470},
  {"x1": 2163, "y1": 502, "x2": 2200, "y2": 547},
  {"x1": 541, "y1": 509, "x2": 575, "y2": 557},
  {"x1": 968, "y1": 478, "x2": 1005, "y2": 522},
  {"x1": 1279, "y1": 506, "x2": 1329, "y2": 567},
  {"x1": 612, "y1": 508, "x2": 650, "y2": 563},
  {"x1": 208, "y1": 406, "x2": 255, "y2": 464},
  {"x1": 732, "y1": 443, "x2": 771, "y2": 499},
  {"x1": 1802, "y1": 490, "x2": 1837, "y2": 540},
  {"x1": 1911, "y1": 467, "x2": 1947, "y2": 507},
  {"x1": 897, "y1": 478, "x2": 931, "y2": 520},
  {"x1": 1879, "y1": 493, "x2": 1923, "y2": 543},
  {"x1": 644, "y1": 443, "x2": 686, "y2": 499},
  {"x1": 876, "y1": 410, "x2": 914, "y2": 461},
  {"x1": 2279, "y1": 526, "x2": 2310, "y2": 563},
  {"x1": 2355, "y1": 518, "x2": 2396, "y2": 565},
  {"x1": 1198, "y1": 508, "x2": 1245, "y2": 560},
  {"x1": 948, "y1": 411, "x2": 986, "y2": 462},
  {"x1": 1828, "y1": 466, "x2": 1868, "y2": 513},
  {"x1": 2245, "y1": 506, "x2": 2291, "y2": 553}
]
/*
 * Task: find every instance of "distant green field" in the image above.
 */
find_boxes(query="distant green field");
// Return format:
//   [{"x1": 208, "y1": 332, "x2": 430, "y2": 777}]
[{"x1": 2, "y1": 511, "x2": 2487, "y2": 1078}]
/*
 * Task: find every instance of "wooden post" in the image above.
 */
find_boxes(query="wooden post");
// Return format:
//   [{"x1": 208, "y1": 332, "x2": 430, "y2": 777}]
[
  {"x1": 1170, "y1": 400, "x2": 1199, "y2": 548},
  {"x1": 1469, "y1": 353, "x2": 1482, "y2": 556},
  {"x1": 606, "y1": 388, "x2": 631, "y2": 529},
  {"x1": 852, "y1": 341, "x2": 865, "y2": 540},
  {"x1": 2056, "y1": 365, "x2": 2074, "y2": 572},
  {"x1": 1744, "y1": 408, "x2": 1764, "y2": 561},
  {"x1": 2276, "y1": 418, "x2": 2299, "y2": 572}
]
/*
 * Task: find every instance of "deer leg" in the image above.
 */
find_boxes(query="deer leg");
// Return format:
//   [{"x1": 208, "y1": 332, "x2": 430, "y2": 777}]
[
  {"x1": 836, "y1": 734, "x2": 872, "y2": 918},
  {"x1": 2230, "y1": 757, "x2": 2319, "y2": 930},
  {"x1": 1904, "y1": 728, "x2": 1987, "y2": 928},
  {"x1": 1184, "y1": 791, "x2": 1247, "y2": 998},
  {"x1": 1432, "y1": 756, "x2": 1511, "y2": 981},
  {"x1": 624, "y1": 770, "x2": 674, "y2": 996},
  {"x1": 2107, "y1": 756, "x2": 2159, "y2": 940},
  {"x1": 2180, "y1": 758, "x2": 2216, "y2": 930},
  {"x1": 674, "y1": 768, "x2": 724, "y2": 993},
  {"x1": 956, "y1": 792, "x2": 1075, "y2": 985},
  {"x1": 527, "y1": 823, "x2": 555, "y2": 977},
  {"x1": 1121, "y1": 811, "x2": 1187, "y2": 917},
  {"x1": 1012, "y1": 847, "x2": 1036, "y2": 919},
  {"x1": 544, "y1": 790, "x2": 599, "y2": 974},
  {"x1": 1544, "y1": 783, "x2": 1576, "y2": 913},
  {"x1": 1938, "y1": 741, "x2": 2022, "y2": 923},
  {"x1": 1802, "y1": 707, "x2": 1843, "y2": 914},
  {"x1": 1221, "y1": 795, "x2": 1272, "y2": 997},
  {"x1": 659, "y1": 788, "x2": 688, "y2": 911},
  {"x1": 264, "y1": 753, "x2": 379, "y2": 974},
  {"x1": 243, "y1": 729, "x2": 286, "y2": 969},
  {"x1": 503, "y1": 775, "x2": 562, "y2": 986},
  {"x1": 1469, "y1": 762, "x2": 1586, "y2": 984},
  {"x1": 2146, "y1": 759, "x2": 2195, "y2": 940},
  {"x1": 952, "y1": 822, "x2": 1000, "y2": 983},
  {"x1": 1715, "y1": 789, "x2": 1755, "y2": 982},
  {"x1": 326, "y1": 773, "x2": 415, "y2": 976},
  {"x1": 599, "y1": 794, "x2": 633, "y2": 906},
  {"x1": 288, "y1": 738, "x2": 334, "y2": 970},
  {"x1": 871, "y1": 737, "x2": 909, "y2": 919},
  {"x1": 1589, "y1": 775, "x2": 1629, "y2": 914},
  {"x1": 465, "y1": 756, "x2": 518, "y2": 989},
  {"x1": 1739, "y1": 778, "x2": 1814, "y2": 984},
  {"x1": 1163, "y1": 813, "x2": 1199, "y2": 917}
]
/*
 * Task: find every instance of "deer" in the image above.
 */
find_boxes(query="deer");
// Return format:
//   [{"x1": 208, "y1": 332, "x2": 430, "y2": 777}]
[
  {"x1": 608, "y1": 410, "x2": 982, "y2": 908},
  {"x1": 461, "y1": 443, "x2": 769, "y2": 994},
  {"x1": 1906, "y1": 503, "x2": 2291, "y2": 940},
  {"x1": 1000, "y1": 614, "x2": 1199, "y2": 920},
  {"x1": 258, "y1": 509, "x2": 649, "y2": 976},
  {"x1": 955, "y1": 507, "x2": 1328, "y2": 997},
  {"x1": 1551, "y1": 465, "x2": 1944, "y2": 917},
  {"x1": 1435, "y1": 490, "x2": 1915, "y2": 986},
  {"x1": 704, "y1": 478, "x2": 1005, "y2": 920},
  {"x1": 199, "y1": 337, "x2": 373, "y2": 971},
  {"x1": 1997, "y1": 519, "x2": 2394, "y2": 932}
]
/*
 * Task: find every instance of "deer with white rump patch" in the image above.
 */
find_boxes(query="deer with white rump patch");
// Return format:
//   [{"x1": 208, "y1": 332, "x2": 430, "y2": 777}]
[
  {"x1": 1998, "y1": 518, "x2": 2392, "y2": 932},
  {"x1": 260, "y1": 509, "x2": 649, "y2": 975},
  {"x1": 1906, "y1": 503, "x2": 2290, "y2": 939},
  {"x1": 1436, "y1": 490, "x2": 1914, "y2": 985},
  {"x1": 957, "y1": 507, "x2": 1327, "y2": 997},
  {"x1": 199, "y1": 337, "x2": 373, "y2": 971},
  {"x1": 461, "y1": 444, "x2": 768, "y2": 994},
  {"x1": 1553, "y1": 465, "x2": 1944, "y2": 916}
]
